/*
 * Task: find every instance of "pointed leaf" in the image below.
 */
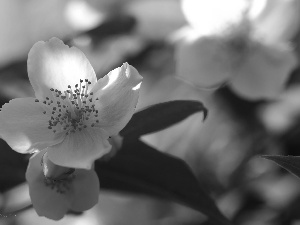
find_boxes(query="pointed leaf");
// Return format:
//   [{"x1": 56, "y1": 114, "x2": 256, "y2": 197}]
[
  {"x1": 120, "y1": 100, "x2": 208, "y2": 138},
  {"x1": 262, "y1": 155, "x2": 300, "y2": 179},
  {"x1": 96, "y1": 139, "x2": 231, "y2": 225}
]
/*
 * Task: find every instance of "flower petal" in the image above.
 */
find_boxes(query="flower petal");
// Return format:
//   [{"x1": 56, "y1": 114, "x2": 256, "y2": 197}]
[
  {"x1": 251, "y1": 0, "x2": 300, "y2": 43},
  {"x1": 230, "y1": 42, "x2": 297, "y2": 100},
  {"x1": 26, "y1": 151, "x2": 72, "y2": 220},
  {"x1": 181, "y1": 0, "x2": 248, "y2": 35},
  {"x1": 47, "y1": 127, "x2": 111, "y2": 169},
  {"x1": 28, "y1": 37, "x2": 97, "y2": 99},
  {"x1": 91, "y1": 63, "x2": 142, "y2": 135},
  {"x1": 176, "y1": 36, "x2": 233, "y2": 87},
  {"x1": 70, "y1": 169, "x2": 99, "y2": 212},
  {"x1": 0, "y1": 98, "x2": 63, "y2": 154}
]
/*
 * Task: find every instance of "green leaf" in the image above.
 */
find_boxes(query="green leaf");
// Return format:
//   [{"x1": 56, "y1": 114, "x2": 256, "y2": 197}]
[
  {"x1": 120, "y1": 100, "x2": 208, "y2": 138},
  {"x1": 262, "y1": 155, "x2": 300, "y2": 179},
  {"x1": 96, "y1": 139, "x2": 231, "y2": 225}
]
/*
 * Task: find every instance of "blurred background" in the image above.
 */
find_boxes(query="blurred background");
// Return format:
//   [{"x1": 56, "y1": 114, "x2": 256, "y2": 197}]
[{"x1": 0, "y1": 0, "x2": 300, "y2": 224}]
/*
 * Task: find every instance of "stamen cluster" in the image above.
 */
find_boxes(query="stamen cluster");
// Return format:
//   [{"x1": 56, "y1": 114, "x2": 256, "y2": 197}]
[
  {"x1": 35, "y1": 79, "x2": 100, "y2": 135},
  {"x1": 44, "y1": 175, "x2": 75, "y2": 194}
]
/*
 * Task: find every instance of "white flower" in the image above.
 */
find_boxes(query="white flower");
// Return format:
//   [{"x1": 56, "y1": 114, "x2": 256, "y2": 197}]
[
  {"x1": 177, "y1": 0, "x2": 298, "y2": 100},
  {"x1": 0, "y1": 37, "x2": 142, "y2": 169},
  {"x1": 26, "y1": 150, "x2": 99, "y2": 220}
]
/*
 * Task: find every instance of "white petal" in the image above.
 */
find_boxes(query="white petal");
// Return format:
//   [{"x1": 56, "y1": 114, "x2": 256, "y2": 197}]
[
  {"x1": 230, "y1": 42, "x2": 297, "y2": 100},
  {"x1": 251, "y1": 0, "x2": 300, "y2": 43},
  {"x1": 181, "y1": 0, "x2": 249, "y2": 35},
  {"x1": 176, "y1": 36, "x2": 233, "y2": 88},
  {"x1": 28, "y1": 37, "x2": 97, "y2": 99},
  {"x1": 71, "y1": 169, "x2": 99, "y2": 212},
  {"x1": 0, "y1": 98, "x2": 63, "y2": 154},
  {"x1": 92, "y1": 63, "x2": 142, "y2": 135},
  {"x1": 47, "y1": 127, "x2": 111, "y2": 169}
]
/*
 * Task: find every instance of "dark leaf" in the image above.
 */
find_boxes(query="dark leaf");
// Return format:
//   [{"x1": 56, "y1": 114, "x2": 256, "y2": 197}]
[
  {"x1": 262, "y1": 155, "x2": 300, "y2": 179},
  {"x1": 0, "y1": 139, "x2": 27, "y2": 192},
  {"x1": 96, "y1": 139, "x2": 231, "y2": 225},
  {"x1": 120, "y1": 100, "x2": 208, "y2": 138}
]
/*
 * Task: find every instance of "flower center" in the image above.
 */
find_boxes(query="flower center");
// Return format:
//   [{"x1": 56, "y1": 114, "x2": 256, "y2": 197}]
[
  {"x1": 35, "y1": 79, "x2": 100, "y2": 135},
  {"x1": 41, "y1": 152, "x2": 76, "y2": 194},
  {"x1": 44, "y1": 175, "x2": 75, "y2": 194}
]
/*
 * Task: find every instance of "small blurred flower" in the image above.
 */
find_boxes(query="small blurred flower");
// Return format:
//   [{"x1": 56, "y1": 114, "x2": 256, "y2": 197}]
[
  {"x1": 26, "y1": 150, "x2": 99, "y2": 220},
  {"x1": 177, "y1": 0, "x2": 298, "y2": 100},
  {"x1": 0, "y1": 37, "x2": 142, "y2": 169}
]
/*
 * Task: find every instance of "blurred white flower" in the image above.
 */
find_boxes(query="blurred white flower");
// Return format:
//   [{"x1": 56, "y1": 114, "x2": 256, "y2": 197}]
[
  {"x1": 177, "y1": 0, "x2": 299, "y2": 100},
  {"x1": 0, "y1": 37, "x2": 142, "y2": 169}
]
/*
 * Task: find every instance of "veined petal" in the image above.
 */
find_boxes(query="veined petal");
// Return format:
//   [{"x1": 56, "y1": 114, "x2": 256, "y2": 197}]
[
  {"x1": 70, "y1": 169, "x2": 99, "y2": 212},
  {"x1": 47, "y1": 127, "x2": 111, "y2": 169},
  {"x1": 91, "y1": 63, "x2": 142, "y2": 135},
  {"x1": 230, "y1": 42, "x2": 297, "y2": 100},
  {"x1": 0, "y1": 98, "x2": 63, "y2": 154},
  {"x1": 176, "y1": 36, "x2": 233, "y2": 87},
  {"x1": 28, "y1": 37, "x2": 97, "y2": 99},
  {"x1": 26, "y1": 151, "x2": 72, "y2": 220}
]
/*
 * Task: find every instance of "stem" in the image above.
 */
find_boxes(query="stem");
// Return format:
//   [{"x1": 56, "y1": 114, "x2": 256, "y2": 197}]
[{"x1": 0, "y1": 204, "x2": 33, "y2": 218}]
